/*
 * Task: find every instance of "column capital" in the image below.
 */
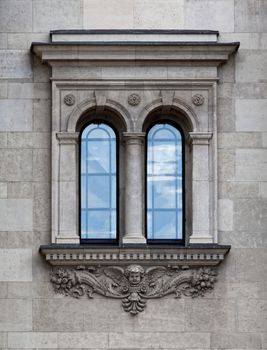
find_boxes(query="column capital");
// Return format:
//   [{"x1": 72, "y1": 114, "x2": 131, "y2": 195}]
[
  {"x1": 123, "y1": 132, "x2": 146, "y2": 144},
  {"x1": 189, "y1": 132, "x2": 213, "y2": 145}
]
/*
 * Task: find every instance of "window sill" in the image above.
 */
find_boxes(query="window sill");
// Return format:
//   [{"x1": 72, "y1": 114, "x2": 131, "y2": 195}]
[{"x1": 39, "y1": 243, "x2": 230, "y2": 267}]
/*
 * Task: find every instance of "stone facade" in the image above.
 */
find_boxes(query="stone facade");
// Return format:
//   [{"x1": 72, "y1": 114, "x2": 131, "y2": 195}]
[{"x1": 0, "y1": 1, "x2": 267, "y2": 349}]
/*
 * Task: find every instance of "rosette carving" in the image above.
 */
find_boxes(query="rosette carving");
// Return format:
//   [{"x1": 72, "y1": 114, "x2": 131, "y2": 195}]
[{"x1": 51, "y1": 264, "x2": 217, "y2": 315}]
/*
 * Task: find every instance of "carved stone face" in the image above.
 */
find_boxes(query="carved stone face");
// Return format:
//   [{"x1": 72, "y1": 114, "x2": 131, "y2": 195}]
[{"x1": 128, "y1": 271, "x2": 142, "y2": 285}]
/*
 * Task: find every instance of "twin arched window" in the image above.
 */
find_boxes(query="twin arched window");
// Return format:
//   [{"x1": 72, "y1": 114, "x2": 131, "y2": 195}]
[{"x1": 80, "y1": 121, "x2": 184, "y2": 243}]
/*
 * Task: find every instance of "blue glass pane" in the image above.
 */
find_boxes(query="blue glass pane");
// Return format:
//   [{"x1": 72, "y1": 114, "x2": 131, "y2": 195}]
[
  {"x1": 81, "y1": 123, "x2": 116, "y2": 240},
  {"x1": 147, "y1": 123, "x2": 183, "y2": 240}
]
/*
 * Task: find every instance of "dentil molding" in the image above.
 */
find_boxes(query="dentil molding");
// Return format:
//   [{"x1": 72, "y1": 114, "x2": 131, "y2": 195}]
[{"x1": 51, "y1": 264, "x2": 217, "y2": 315}]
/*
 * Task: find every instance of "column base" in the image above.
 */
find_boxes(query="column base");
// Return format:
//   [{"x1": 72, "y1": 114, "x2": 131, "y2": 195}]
[{"x1": 122, "y1": 234, "x2": 147, "y2": 245}]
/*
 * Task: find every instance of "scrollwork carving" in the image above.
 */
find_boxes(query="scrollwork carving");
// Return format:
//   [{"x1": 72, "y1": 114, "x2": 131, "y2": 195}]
[{"x1": 51, "y1": 264, "x2": 217, "y2": 315}]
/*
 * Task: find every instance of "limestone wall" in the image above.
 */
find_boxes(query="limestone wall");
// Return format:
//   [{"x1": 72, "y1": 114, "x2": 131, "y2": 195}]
[{"x1": 0, "y1": 0, "x2": 266, "y2": 349}]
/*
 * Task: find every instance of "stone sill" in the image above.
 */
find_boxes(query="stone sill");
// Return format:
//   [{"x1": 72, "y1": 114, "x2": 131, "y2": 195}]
[{"x1": 39, "y1": 244, "x2": 230, "y2": 267}]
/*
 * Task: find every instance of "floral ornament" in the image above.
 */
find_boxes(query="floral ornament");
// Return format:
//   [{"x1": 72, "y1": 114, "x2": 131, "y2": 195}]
[
  {"x1": 127, "y1": 93, "x2": 141, "y2": 106},
  {"x1": 192, "y1": 94, "x2": 204, "y2": 106},
  {"x1": 63, "y1": 94, "x2": 76, "y2": 106},
  {"x1": 50, "y1": 264, "x2": 217, "y2": 315}
]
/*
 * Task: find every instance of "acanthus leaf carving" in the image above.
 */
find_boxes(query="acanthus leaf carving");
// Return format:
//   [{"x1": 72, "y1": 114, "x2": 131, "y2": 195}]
[{"x1": 50, "y1": 264, "x2": 217, "y2": 315}]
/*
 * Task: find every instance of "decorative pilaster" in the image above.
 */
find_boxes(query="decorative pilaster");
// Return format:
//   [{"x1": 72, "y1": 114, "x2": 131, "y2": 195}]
[
  {"x1": 53, "y1": 132, "x2": 80, "y2": 244},
  {"x1": 189, "y1": 132, "x2": 214, "y2": 244},
  {"x1": 122, "y1": 132, "x2": 146, "y2": 244}
]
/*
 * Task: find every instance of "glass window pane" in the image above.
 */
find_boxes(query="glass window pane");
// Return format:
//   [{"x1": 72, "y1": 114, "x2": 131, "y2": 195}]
[
  {"x1": 81, "y1": 123, "x2": 117, "y2": 240},
  {"x1": 147, "y1": 123, "x2": 183, "y2": 240}
]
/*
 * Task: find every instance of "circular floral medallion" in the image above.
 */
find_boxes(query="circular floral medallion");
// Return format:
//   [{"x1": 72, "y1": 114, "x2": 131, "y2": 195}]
[
  {"x1": 63, "y1": 94, "x2": 76, "y2": 106},
  {"x1": 128, "y1": 93, "x2": 141, "y2": 106},
  {"x1": 192, "y1": 94, "x2": 204, "y2": 106}
]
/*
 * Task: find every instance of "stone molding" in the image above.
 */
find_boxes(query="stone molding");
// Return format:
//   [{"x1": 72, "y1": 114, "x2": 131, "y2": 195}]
[{"x1": 50, "y1": 264, "x2": 217, "y2": 315}]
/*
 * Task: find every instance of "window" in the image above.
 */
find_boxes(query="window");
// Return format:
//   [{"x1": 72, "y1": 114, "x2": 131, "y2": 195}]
[
  {"x1": 80, "y1": 122, "x2": 118, "y2": 243},
  {"x1": 146, "y1": 122, "x2": 184, "y2": 243}
]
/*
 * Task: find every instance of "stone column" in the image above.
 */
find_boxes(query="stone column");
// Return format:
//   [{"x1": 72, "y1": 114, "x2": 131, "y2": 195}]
[
  {"x1": 122, "y1": 132, "x2": 146, "y2": 244},
  {"x1": 189, "y1": 132, "x2": 214, "y2": 244},
  {"x1": 53, "y1": 132, "x2": 80, "y2": 244}
]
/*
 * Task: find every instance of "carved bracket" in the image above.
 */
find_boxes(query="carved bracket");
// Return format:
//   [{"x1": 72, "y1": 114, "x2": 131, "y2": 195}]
[{"x1": 51, "y1": 264, "x2": 217, "y2": 315}]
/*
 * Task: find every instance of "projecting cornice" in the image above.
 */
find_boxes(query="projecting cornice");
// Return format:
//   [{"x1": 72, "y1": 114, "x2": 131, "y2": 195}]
[{"x1": 31, "y1": 29, "x2": 239, "y2": 67}]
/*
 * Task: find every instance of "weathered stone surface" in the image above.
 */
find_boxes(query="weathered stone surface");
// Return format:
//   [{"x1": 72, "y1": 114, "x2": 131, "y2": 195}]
[
  {"x1": 0, "y1": 33, "x2": 7, "y2": 49},
  {"x1": 33, "y1": 299, "x2": 84, "y2": 331},
  {"x1": 0, "y1": 51, "x2": 32, "y2": 79},
  {"x1": 218, "y1": 132, "x2": 262, "y2": 148},
  {"x1": 236, "y1": 99, "x2": 267, "y2": 132},
  {"x1": 58, "y1": 332, "x2": 108, "y2": 348},
  {"x1": 109, "y1": 331, "x2": 210, "y2": 348},
  {"x1": 217, "y1": 98, "x2": 235, "y2": 132},
  {"x1": 218, "y1": 199, "x2": 233, "y2": 231},
  {"x1": 33, "y1": 0, "x2": 83, "y2": 32},
  {"x1": 0, "y1": 199, "x2": 32, "y2": 231},
  {"x1": 238, "y1": 298, "x2": 267, "y2": 332},
  {"x1": 0, "y1": 82, "x2": 7, "y2": 99},
  {"x1": 184, "y1": 0, "x2": 234, "y2": 32},
  {"x1": 0, "y1": 299, "x2": 32, "y2": 331},
  {"x1": 0, "y1": 232, "x2": 32, "y2": 249},
  {"x1": 235, "y1": 0, "x2": 267, "y2": 32},
  {"x1": 7, "y1": 182, "x2": 32, "y2": 199},
  {"x1": 33, "y1": 100, "x2": 51, "y2": 132},
  {"x1": 234, "y1": 198, "x2": 267, "y2": 232},
  {"x1": 33, "y1": 149, "x2": 50, "y2": 181},
  {"x1": 0, "y1": 0, "x2": 32, "y2": 32},
  {"x1": 218, "y1": 149, "x2": 235, "y2": 181},
  {"x1": 233, "y1": 82, "x2": 267, "y2": 99},
  {"x1": 0, "y1": 249, "x2": 32, "y2": 281},
  {"x1": 8, "y1": 83, "x2": 50, "y2": 100},
  {"x1": 0, "y1": 149, "x2": 32, "y2": 181},
  {"x1": 236, "y1": 51, "x2": 267, "y2": 83},
  {"x1": 8, "y1": 282, "x2": 33, "y2": 298},
  {"x1": 7, "y1": 33, "x2": 49, "y2": 50},
  {"x1": 33, "y1": 183, "x2": 50, "y2": 231},
  {"x1": 0, "y1": 100, "x2": 32, "y2": 132},
  {"x1": 211, "y1": 332, "x2": 262, "y2": 349},
  {"x1": 235, "y1": 248, "x2": 267, "y2": 283},
  {"x1": 236, "y1": 149, "x2": 267, "y2": 181},
  {"x1": 0, "y1": 183, "x2": 7, "y2": 198},
  {"x1": 7, "y1": 132, "x2": 33, "y2": 149},
  {"x1": 8, "y1": 332, "x2": 58, "y2": 348},
  {"x1": 219, "y1": 181, "x2": 259, "y2": 199},
  {"x1": 0, "y1": 133, "x2": 7, "y2": 148},
  {"x1": 220, "y1": 32, "x2": 260, "y2": 50}
]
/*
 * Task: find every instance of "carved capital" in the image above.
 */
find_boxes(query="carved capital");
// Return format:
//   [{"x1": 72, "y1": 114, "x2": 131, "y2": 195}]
[{"x1": 50, "y1": 264, "x2": 217, "y2": 315}]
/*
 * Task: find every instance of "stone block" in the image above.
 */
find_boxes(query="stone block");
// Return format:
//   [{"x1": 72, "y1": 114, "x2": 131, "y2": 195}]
[
  {"x1": 0, "y1": 332, "x2": 7, "y2": 347},
  {"x1": 8, "y1": 83, "x2": 50, "y2": 100},
  {"x1": 211, "y1": 332, "x2": 261, "y2": 349},
  {"x1": 33, "y1": 299, "x2": 84, "y2": 331},
  {"x1": 236, "y1": 99, "x2": 267, "y2": 132},
  {"x1": 234, "y1": 198, "x2": 267, "y2": 232},
  {"x1": 262, "y1": 333, "x2": 267, "y2": 348},
  {"x1": 134, "y1": 0, "x2": 184, "y2": 29},
  {"x1": 7, "y1": 182, "x2": 32, "y2": 199},
  {"x1": 33, "y1": 183, "x2": 50, "y2": 231},
  {"x1": 59, "y1": 181, "x2": 77, "y2": 232},
  {"x1": 0, "y1": 133, "x2": 7, "y2": 148},
  {"x1": 7, "y1": 132, "x2": 33, "y2": 149},
  {"x1": 59, "y1": 145, "x2": 76, "y2": 181},
  {"x1": 218, "y1": 149, "x2": 235, "y2": 181},
  {"x1": 0, "y1": 199, "x2": 32, "y2": 231},
  {"x1": 8, "y1": 282, "x2": 33, "y2": 298},
  {"x1": 0, "y1": 0, "x2": 32, "y2": 32},
  {"x1": 0, "y1": 249, "x2": 32, "y2": 282},
  {"x1": 33, "y1": 149, "x2": 50, "y2": 181},
  {"x1": 58, "y1": 332, "x2": 108, "y2": 348},
  {"x1": 219, "y1": 181, "x2": 259, "y2": 199},
  {"x1": 83, "y1": 0, "x2": 133, "y2": 29},
  {"x1": 217, "y1": 82, "x2": 233, "y2": 99},
  {"x1": 8, "y1": 332, "x2": 58, "y2": 348},
  {"x1": 185, "y1": 298, "x2": 236, "y2": 332},
  {"x1": 218, "y1": 132, "x2": 261, "y2": 149},
  {"x1": 218, "y1": 199, "x2": 233, "y2": 231},
  {"x1": 0, "y1": 282, "x2": 8, "y2": 297},
  {"x1": 7, "y1": 33, "x2": 49, "y2": 50},
  {"x1": 0, "y1": 183, "x2": 7, "y2": 198},
  {"x1": 109, "y1": 331, "x2": 210, "y2": 348},
  {"x1": 235, "y1": 248, "x2": 267, "y2": 283},
  {"x1": 236, "y1": 51, "x2": 267, "y2": 83},
  {"x1": 33, "y1": 0, "x2": 83, "y2": 32},
  {"x1": 33, "y1": 100, "x2": 51, "y2": 132},
  {"x1": 260, "y1": 182, "x2": 267, "y2": 198},
  {"x1": 0, "y1": 149, "x2": 33, "y2": 181},
  {"x1": 233, "y1": 83, "x2": 267, "y2": 99},
  {"x1": 0, "y1": 299, "x2": 32, "y2": 331},
  {"x1": 33, "y1": 132, "x2": 50, "y2": 149},
  {"x1": 238, "y1": 298, "x2": 267, "y2": 332},
  {"x1": 184, "y1": 0, "x2": 234, "y2": 32},
  {"x1": 0, "y1": 51, "x2": 32, "y2": 79},
  {"x1": 235, "y1": 0, "x2": 267, "y2": 32},
  {"x1": 236, "y1": 149, "x2": 267, "y2": 181},
  {"x1": 0, "y1": 33, "x2": 7, "y2": 49},
  {"x1": 0, "y1": 82, "x2": 7, "y2": 99},
  {"x1": 0, "y1": 100, "x2": 32, "y2": 132},
  {"x1": 263, "y1": 133, "x2": 267, "y2": 147},
  {"x1": 217, "y1": 98, "x2": 235, "y2": 132},
  {"x1": 219, "y1": 230, "x2": 266, "y2": 248},
  {"x1": 0, "y1": 232, "x2": 32, "y2": 249},
  {"x1": 33, "y1": 56, "x2": 51, "y2": 83},
  {"x1": 220, "y1": 33, "x2": 260, "y2": 50}
]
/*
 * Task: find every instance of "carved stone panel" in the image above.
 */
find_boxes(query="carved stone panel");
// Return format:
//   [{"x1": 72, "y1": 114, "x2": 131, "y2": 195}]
[{"x1": 51, "y1": 264, "x2": 217, "y2": 315}]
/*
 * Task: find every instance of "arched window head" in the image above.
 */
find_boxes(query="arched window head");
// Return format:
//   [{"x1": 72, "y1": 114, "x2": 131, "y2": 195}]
[
  {"x1": 80, "y1": 122, "x2": 117, "y2": 241},
  {"x1": 147, "y1": 123, "x2": 184, "y2": 242}
]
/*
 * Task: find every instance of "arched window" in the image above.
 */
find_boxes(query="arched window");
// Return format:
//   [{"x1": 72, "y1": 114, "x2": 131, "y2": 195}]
[
  {"x1": 80, "y1": 122, "x2": 117, "y2": 242},
  {"x1": 146, "y1": 123, "x2": 184, "y2": 242}
]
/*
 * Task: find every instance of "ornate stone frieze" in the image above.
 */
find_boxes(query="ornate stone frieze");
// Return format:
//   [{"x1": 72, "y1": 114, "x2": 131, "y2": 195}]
[{"x1": 51, "y1": 264, "x2": 217, "y2": 315}]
